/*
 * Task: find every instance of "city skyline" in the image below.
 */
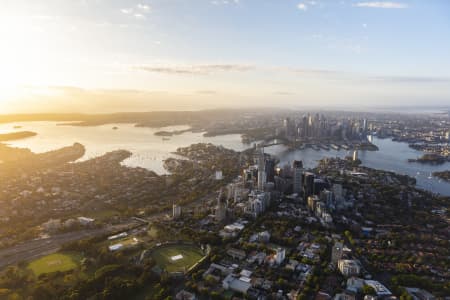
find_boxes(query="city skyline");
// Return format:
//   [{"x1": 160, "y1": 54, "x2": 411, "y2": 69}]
[{"x1": 1, "y1": 0, "x2": 450, "y2": 113}]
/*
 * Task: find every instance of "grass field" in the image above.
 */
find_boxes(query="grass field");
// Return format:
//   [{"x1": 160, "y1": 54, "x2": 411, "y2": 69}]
[
  {"x1": 27, "y1": 253, "x2": 81, "y2": 276},
  {"x1": 151, "y1": 244, "x2": 204, "y2": 273}
]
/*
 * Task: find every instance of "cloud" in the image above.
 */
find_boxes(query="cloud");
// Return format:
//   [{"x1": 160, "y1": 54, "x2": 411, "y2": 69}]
[
  {"x1": 134, "y1": 13, "x2": 146, "y2": 19},
  {"x1": 120, "y1": 8, "x2": 133, "y2": 14},
  {"x1": 354, "y1": 2, "x2": 408, "y2": 9},
  {"x1": 121, "y1": 3, "x2": 151, "y2": 19},
  {"x1": 137, "y1": 4, "x2": 151, "y2": 11},
  {"x1": 367, "y1": 76, "x2": 450, "y2": 83},
  {"x1": 197, "y1": 90, "x2": 218, "y2": 95},
  {"x1": 135, "y1": 64, "x2": 255, "y2": 75},
  {"x1": 297, "y1": 3, "x2": 307, "y2": 10},
  {"x1": 211, "y1": 0, "x2": 240, "y2": 5},
  {"x1": 274, "y1": 91, "x2": 296, "y2": 96},
  {"x1": 297, "y1": 1, "x2": 320, "y2": 11}
]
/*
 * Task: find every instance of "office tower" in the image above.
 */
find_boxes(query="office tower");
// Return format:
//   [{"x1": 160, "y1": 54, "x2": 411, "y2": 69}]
[
  {"x1": 292, "y1": 160, "x2": 303, "y2": 194},
  {"x1": 303, "y1": 172, "x2": 314, "y2": 198},
  {"x1": 215, "y1": 189, "x2": 227, "y2": 222},
  {"x1": 313, "y1": 178, "x2": 328, "y2": 195},
  {"x1": 265, "y1": 158, "x2": 276, "y2": 183},
  {"x1": 257, "y1": 145, "x2": 266, "y2": 191}
]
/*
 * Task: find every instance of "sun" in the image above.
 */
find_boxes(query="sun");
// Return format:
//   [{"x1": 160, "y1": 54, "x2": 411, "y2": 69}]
[{"x1": 0, "y1": 15, "x2": 55, "y2": 105}]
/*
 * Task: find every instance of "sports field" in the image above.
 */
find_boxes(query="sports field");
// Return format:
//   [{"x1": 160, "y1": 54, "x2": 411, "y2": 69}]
[
  {"x1": 151, "y1": 244, "x2": 204, "y2": 273},
  {"x1": 27, "y1": 253, "x2": 81, "y2": 276}
]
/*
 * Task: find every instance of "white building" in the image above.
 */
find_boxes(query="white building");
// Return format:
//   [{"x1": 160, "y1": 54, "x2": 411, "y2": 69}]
[
  {"x1": 222, "y1": 274, "x2": 251, "y2": 294},
  {"x1": 352, "y1": 150, "x2": 359, "y2": 161},
  {"x1": 215, "y1": 170, "x2": 223, "y2": 180},
  {"x1": 173, "y1": 204, "x2": 182, "y2": 219},
  {"x1": 275, "y1": 247, "x2": 286, "y2": 265},
  {"x1": 338, "y1": 259, "x2": 361, "y2": 277},
  {"x1": 364, "y1": 280, "x2": 392, "y2": 297},
  {"x1": 78, "y1": 216, "x2": 95, "y2": 225}
]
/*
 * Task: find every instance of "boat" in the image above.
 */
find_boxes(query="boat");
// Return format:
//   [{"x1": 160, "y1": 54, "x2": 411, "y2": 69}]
[
  {"x1": 341, "y1": 144, "x2": 350, "y2": 150},
  {"x1": 330, "y1": 144, "x2": 340, "y2": 150},
  {"x1": 320, "y1": 144, "x2": 330, "y2": 151},
  {"x1": 298, "y1": 144, "x2": 306, "y2": 150},
  {"x1": 311, "y1": 144, "x2": 320, "y2": 151}
]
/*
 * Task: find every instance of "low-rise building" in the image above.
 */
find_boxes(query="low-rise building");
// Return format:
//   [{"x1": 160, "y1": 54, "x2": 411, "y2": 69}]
[{"x1": 338, "y1": 259, "x2": 360, "y2": 277}]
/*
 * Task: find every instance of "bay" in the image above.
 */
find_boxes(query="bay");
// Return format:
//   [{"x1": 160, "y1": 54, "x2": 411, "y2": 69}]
[{"x1": 1, "y1": 122, "x2": 450, "y2": 195}]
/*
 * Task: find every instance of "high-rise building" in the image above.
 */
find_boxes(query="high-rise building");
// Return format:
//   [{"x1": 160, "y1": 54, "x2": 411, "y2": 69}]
[
  {"x1": 257, "y1": 145, "x2": 266, "y2": 191},
  {"x1": 292, "y1": 160, "x2": 303, "y2": 195},
  {"x1": 215, "y1": 189, "x2": 227, "y2": 222},
  {"x1": 265, "y1": 158, "x2": 276, "y2": 183},
  {"x1": 303, "y1": 172, "x2": 314, "y2": 197},
  {"x1": 321, "y1": 189, "x2": 334, "y2": 210},
  {"x1": 352, "y1": 150, "x2": 358, "y2": 161}
]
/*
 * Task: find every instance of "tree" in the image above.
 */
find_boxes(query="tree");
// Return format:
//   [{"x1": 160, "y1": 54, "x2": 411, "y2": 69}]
[{"x1": 362, "y1": 285, "x2": 376, "y2": 295}]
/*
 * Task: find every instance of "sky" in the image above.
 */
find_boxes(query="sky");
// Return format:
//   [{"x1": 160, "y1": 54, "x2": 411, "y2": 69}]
[{"x1": 0, "y1": 0, "x2": 449, "y2": 113}]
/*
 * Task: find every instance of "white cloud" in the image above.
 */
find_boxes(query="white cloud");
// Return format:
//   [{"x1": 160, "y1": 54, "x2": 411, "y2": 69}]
[
  {"x1": 121, "y1": 8, "x2": 132, "y2": 14},
  {"x1": 355, "y1": 2, "x2": 408, "y2": 9},
  {"x1": 211, "y1": 0, "x2": 240, "y2": 5},
  {"x1": 297, "y1": 3, "x2": 307, "y2": 11},
  {"x1": 134, "y1": 13, "x2": 146, "y2": 19},
  {"x1": 135, "y1": 64, "x2": 255, "y2": 75},
  {"x1": 121, "y1": 3, "x2": 151, "y2": 19},
  {"x1": 137, "y1": 4, "x2": 151, "y2": 11},
  {"x1": 297, "y1": 1, "x2": 320, "y2": 11}
]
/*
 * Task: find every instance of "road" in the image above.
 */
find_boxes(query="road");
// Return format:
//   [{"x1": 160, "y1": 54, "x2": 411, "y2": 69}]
[
  {"x1": 0, "y1": 222, "x2": 139, "y2": 269},
  {"x1": 0, "y1": 189, "x2": 220, "y2": 269}
]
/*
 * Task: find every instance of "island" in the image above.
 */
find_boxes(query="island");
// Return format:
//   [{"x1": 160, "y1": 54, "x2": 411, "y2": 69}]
[{"x1": 0, "y1": 131, "x2": 37, "y2": 141}]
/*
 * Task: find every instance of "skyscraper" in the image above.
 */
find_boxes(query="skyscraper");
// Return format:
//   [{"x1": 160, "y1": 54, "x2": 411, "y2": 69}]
[
  {"x1": 292, "y1": 160, "x2": 303, "y2": 195},
  {"x1": 303, "y1": 172, "x2": 314, "y2": 198},
  {"x1": 257, "y1": 145, "x2": 266, "y2": 191}
]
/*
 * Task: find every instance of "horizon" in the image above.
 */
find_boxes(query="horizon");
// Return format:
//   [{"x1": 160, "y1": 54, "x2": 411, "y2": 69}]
[{"x1": 1, "y1": 0, "x2": 450, "y2": 113}]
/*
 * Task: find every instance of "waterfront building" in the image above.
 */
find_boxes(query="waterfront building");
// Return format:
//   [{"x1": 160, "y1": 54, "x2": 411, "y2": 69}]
[{"x1": 352, "y1": 150, "x2": 358, "y2": 161}]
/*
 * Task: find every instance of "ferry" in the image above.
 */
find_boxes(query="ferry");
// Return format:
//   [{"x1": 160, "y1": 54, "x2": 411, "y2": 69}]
[
  {"x1": 330, "y1": 144, "x2": 340, "y2": 150},
  {"x1": 341, "y1": 144, "x2": 350, "y2": 150},
  {"x1": 320, "y1": 144, "x2": 330, "y2": 151}
]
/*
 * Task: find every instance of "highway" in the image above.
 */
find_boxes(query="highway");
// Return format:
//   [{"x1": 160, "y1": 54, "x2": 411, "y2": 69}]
[{"x1": 0, "y1": 223, "x2": 139, "y2": 269}]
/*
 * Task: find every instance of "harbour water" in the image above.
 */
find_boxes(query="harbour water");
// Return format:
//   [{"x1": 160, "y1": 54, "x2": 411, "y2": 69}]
[
  {"x1": 264, "y1": 137, "x2": 450, "y2": 196},
  {"x1": 0, "y1": 122, "x2": 251, "y2": 174},
  {"x1": 1, "y1": 122, "x2": 450, "y2": 195}
]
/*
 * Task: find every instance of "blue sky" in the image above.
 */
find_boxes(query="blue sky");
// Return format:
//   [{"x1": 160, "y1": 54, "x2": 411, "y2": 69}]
[{"x1": 0, "y1": 0, "x2": 449, "y2": 112}]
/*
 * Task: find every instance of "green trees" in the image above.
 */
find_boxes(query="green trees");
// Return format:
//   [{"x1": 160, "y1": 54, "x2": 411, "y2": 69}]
[{"x1": 362, "y1": 285, "x2": 376, "y2": 295}]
